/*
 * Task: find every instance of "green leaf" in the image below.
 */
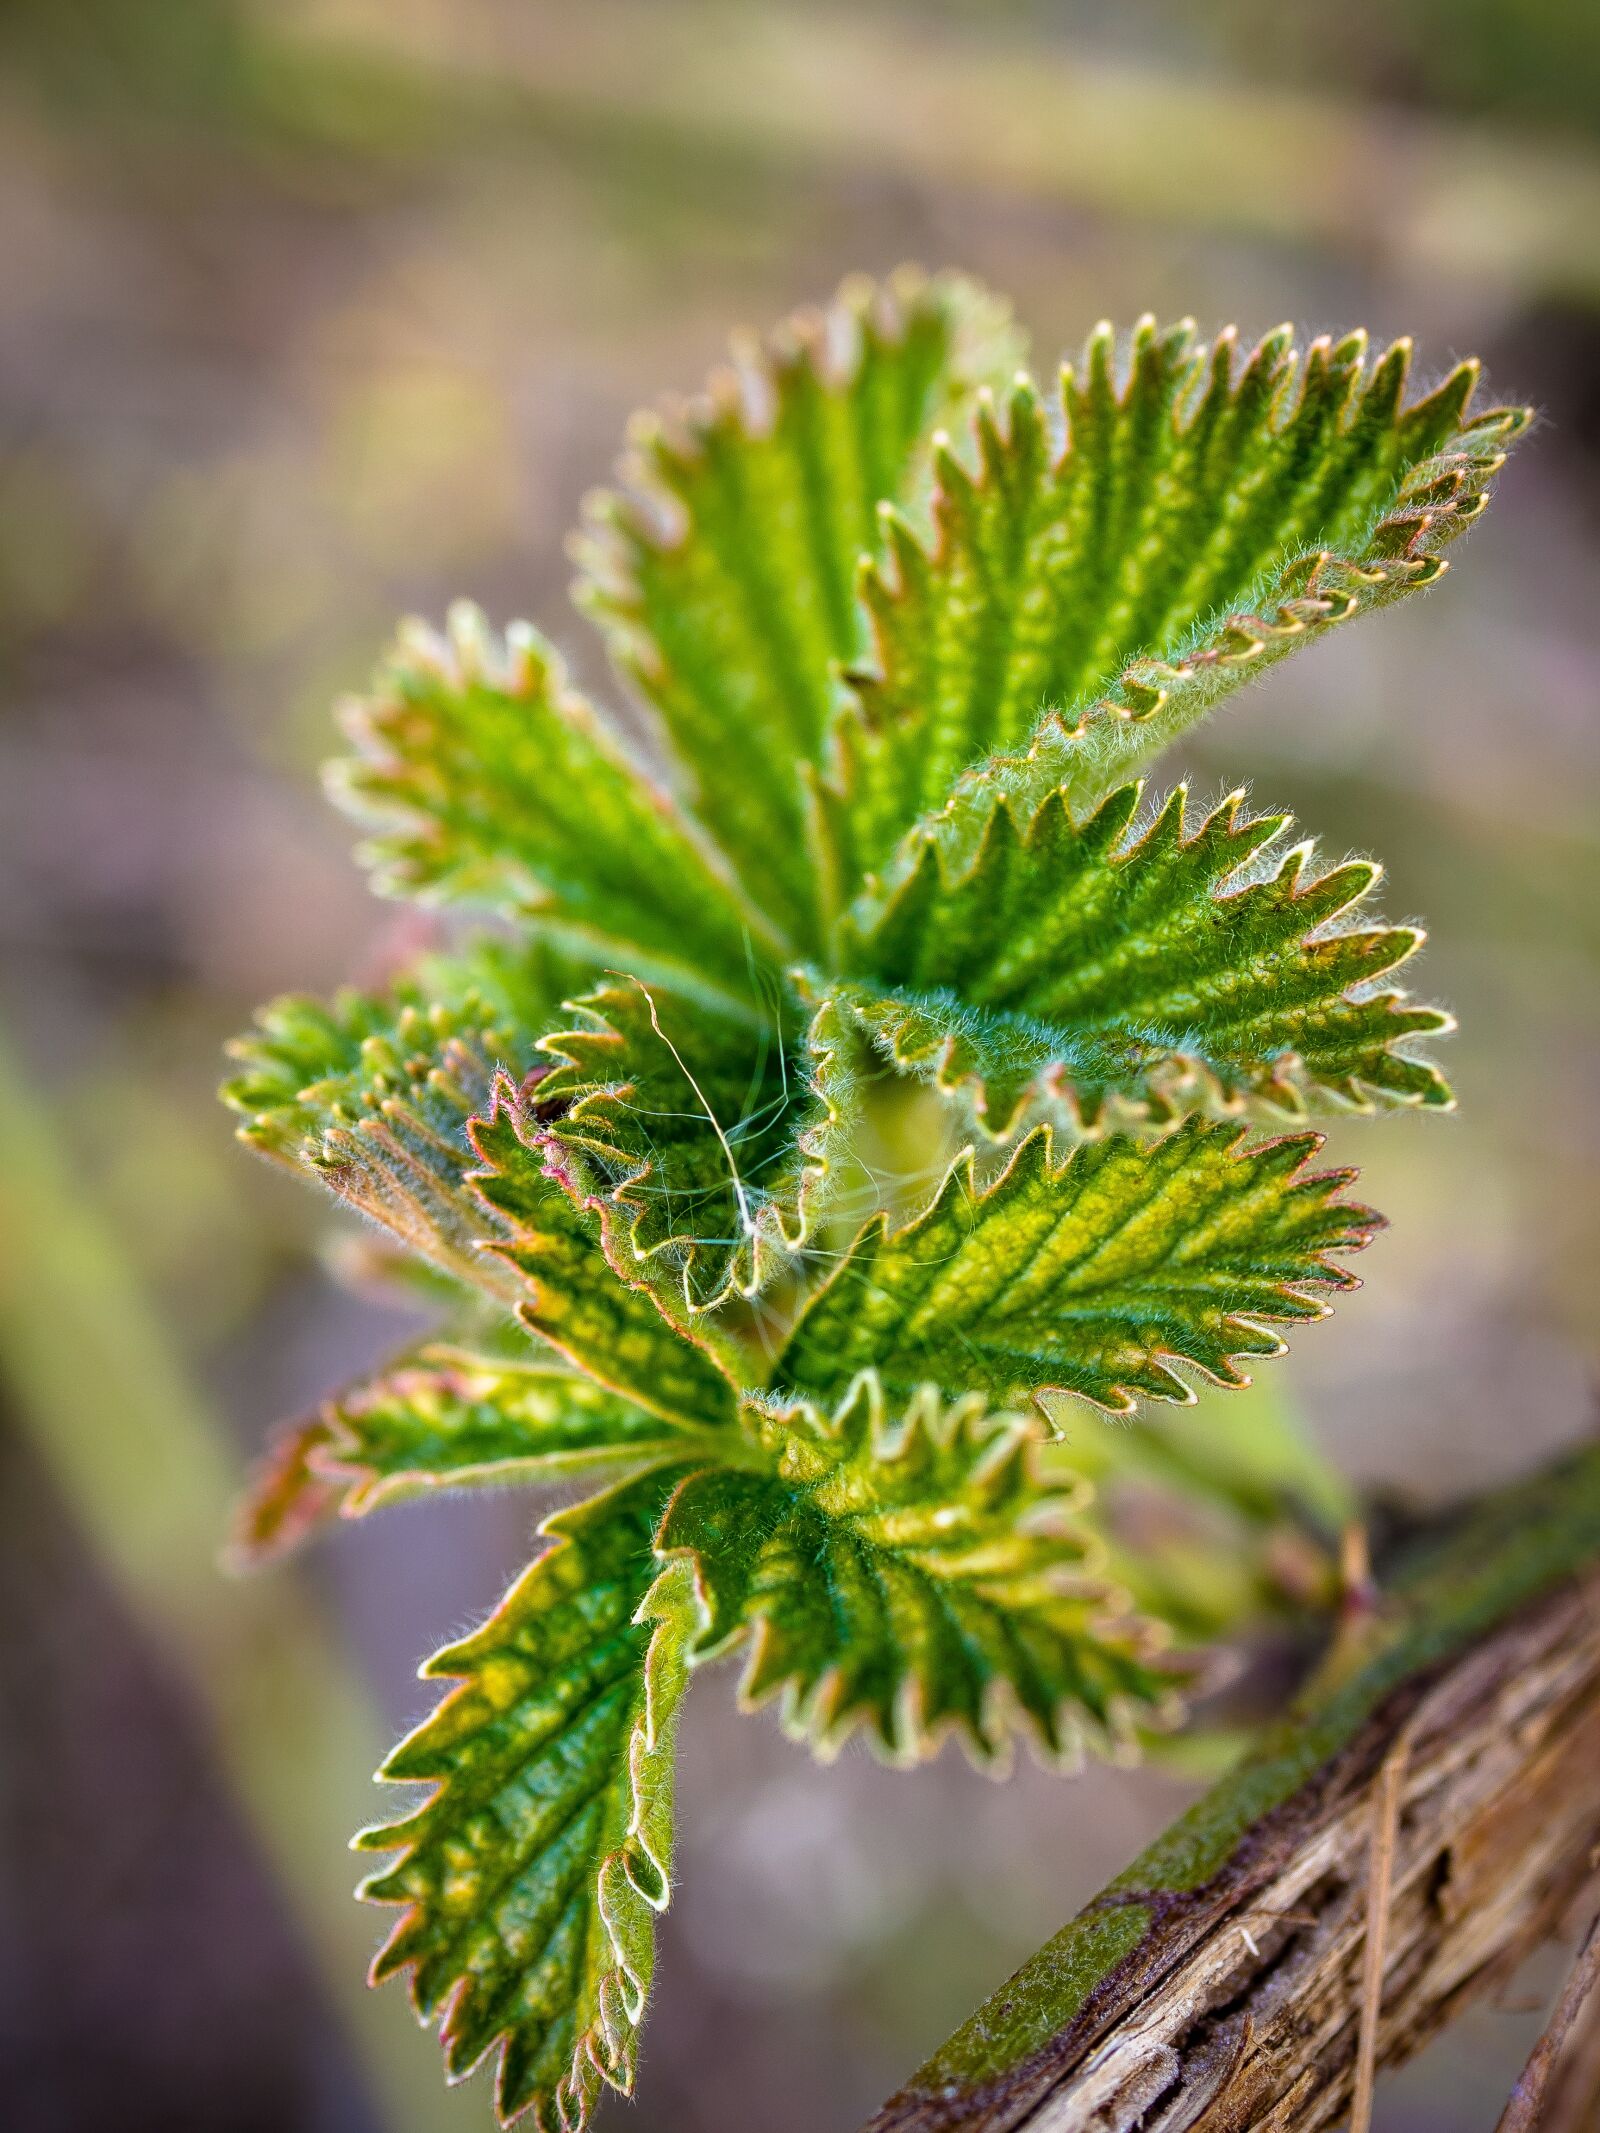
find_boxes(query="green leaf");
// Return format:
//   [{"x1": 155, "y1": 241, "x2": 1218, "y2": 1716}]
[
  {"x1": 357, "y1": 1472, "x2": 697, "y2": 2131},
  {"x1": 658, "y1": 1376, "x2": 1177, "y2": 1765},
  {"x1": 574, "y1": 269, "x2": 1025, "y2": 944},
  {"x1": 222, "y1": 935, "x2": 575, "y2": 1162},
  {"x1": 533, "y1": 974, "x2": 861, "y2": 1314},
  {"x1": 777, "y1": 1118, "x2": 1378, "y2": 1417},
  {"x1": 469, "y1": 1089, "x2": 743, "y2": 1430},
  {"x1": 833, "y1": 780, "x2": 1450, "y2": 1133},
  {"x1": 326, "y1": 602, "x2": 778, "y2": 1001},
  {"x1": 821, "y1": 318, "x2": 1531, "y2": 891}
]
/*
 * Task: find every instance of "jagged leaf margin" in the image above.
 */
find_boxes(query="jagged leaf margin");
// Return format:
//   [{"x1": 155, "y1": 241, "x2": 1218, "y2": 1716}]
[
  {"x1": 829, "y1": 779, "x2": 1450, "y2": 1137},
  {"x1": 357, "y1": 1473, "x2": 698, "y2": 2129},
  {"x1": 822, "y1": 317, "x2": 1531, "y2": 896},
  {"x1": 326, "y1": 601, "x2": 778, "y2": 1001},
  {"x1": 532, "y1": 978, "x2": 868, "y2": 1314},
  {"x1": 660, "y1": 1376, "x2": 1181, "y2": 1768},
  {"x1": 574, "y1": 267, "x2": 1026, "y2": 943},
  {"x1": 778, "y1": 1118, "x2": 1379, "y2": 1418},
  {"x1": 467, "y1": 1083, "x2": 745, "y2": 1427},
  {"x1": 225, "y1": 948, "x2": 745, "y2": 1426}
]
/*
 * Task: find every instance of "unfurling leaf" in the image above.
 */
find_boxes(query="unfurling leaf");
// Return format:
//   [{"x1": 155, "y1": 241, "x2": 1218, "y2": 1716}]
[
  {"x1": 534, "y1": 974, "x2": 860, "y2": 1312},
  {"x1": 358, "y1": 1473, "x2": 696, "y2": 2131},
  {"x1": 659, "y1": 1376, "x2": 1178, "y2": 1765},
  {"x1": 821, "y1": 318, "x2": 1528, "y2": 893},
  {"x1": 779, "y1": 1119, "x2": 1378, "y2": 1416},
  {"x1": 222, "y1": 938, "x2": 581, "y2": 1294},
  {"x1": 574, "y1": 269, "x2": 1024, "y2": 941},
  {"x1": 227, "y1": 945, "x2": 747, "y2": 1427},
  {"x1": 834, "y1": 781, "x2": 1449, "y2": 1133}
]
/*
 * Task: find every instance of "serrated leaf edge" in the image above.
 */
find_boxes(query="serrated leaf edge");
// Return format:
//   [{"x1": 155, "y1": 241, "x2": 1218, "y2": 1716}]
[
  {"x1": 570, "y1": 264, "x2": 1019, "y2": 654},
  {"x1": 661, "y1": 1374, "x2": 1184, "y2": 1774},
  {"x1": 353, "y1": 1522, "x2": 702, "y2": 2129},
  {"x1": 831, "y1": 319, "x2": 1532, "y2": 891},
  {"x1": 467, "y1": 1069, "x2": 755, "y2": 1390},
  {"x1": 327, "y1": 598, "x2": 790, "y2": 991},
  {"x1": 532, "y1": 986, "x2": 865, "y2": 1316},
  {"x1": 788, "y1": 1120, "x2": 1383, "y2": 1421},
  {"x1": 836, "y1": 779, "x2": 1453, "y2": 1139}
]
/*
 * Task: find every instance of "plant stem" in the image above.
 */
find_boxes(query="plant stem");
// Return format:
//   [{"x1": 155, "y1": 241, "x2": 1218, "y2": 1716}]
[
  {"x1": 1497, "y1": 1914, "x2": 1600, "y2": 2133},
  {"x1": 866, "y1": 1437, "x2": 1600, "y2": 2130}
]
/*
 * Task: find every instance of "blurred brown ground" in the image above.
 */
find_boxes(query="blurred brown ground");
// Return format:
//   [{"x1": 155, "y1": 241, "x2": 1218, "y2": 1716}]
[{"x1": 0, "y1": 4, "x2": 1596, "y2": 2129}]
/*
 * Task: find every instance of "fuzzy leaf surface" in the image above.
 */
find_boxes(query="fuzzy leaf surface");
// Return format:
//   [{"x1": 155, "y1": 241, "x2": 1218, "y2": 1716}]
[
  {"x1": 823, "y1": 318, "x2": 1529, "y2": 889},
  {"x1": 358, "y1": 1473, "x2": 695, "y2": 2130},
  {"x1": 326, "y1": 603, "x2": 774, "y2": 998},
  {"x1": 222, "y1": 936, "x2": 583, "y2": 1293},
  {"x1": 835, "y1": 781, "x2": 1449, "y2": 1133},
  {"x1": 226, "y1": 1411, "x2": 347, "y2": 1571},
  {"x1": 535, "y1": 976, "x2": 860, "y2": 1313},
  {"x1": 778, "y1": 1119, "x2": 1377, "y2": 1417},
  {"x1": 659, "y1": 1378, "x2": 1175, "y2": 1765},
  {"x1": 575, "y1": 270, "x2": 1024, "y2": 942},
  {"x1": 227, "y1": 1335, "x2": 681, "y2": 1563}
]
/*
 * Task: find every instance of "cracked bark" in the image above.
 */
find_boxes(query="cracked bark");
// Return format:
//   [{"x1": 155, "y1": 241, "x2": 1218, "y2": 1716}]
[{"x1": 867, "y1": 1440, "x2": 1600, "y2": 2133}]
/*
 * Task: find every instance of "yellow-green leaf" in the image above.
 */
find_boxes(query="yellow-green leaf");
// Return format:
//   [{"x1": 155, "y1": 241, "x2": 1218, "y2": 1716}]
[
  {"x1": 574, "y1": 269, "x2": 1024, "y2": 945},
  {"x1": 357, "y1": 1474, "x2": 698, "y2": 2130},
  {"x1": 326, "y1": 601, "x2": 778, "y2": 1002},
  {"x1": 778, "y1": 1119, "x2": 1378, "y2": 1417},
  {"x1": 834, "y1": 781, "x2": 1450, "y2": 1133}
]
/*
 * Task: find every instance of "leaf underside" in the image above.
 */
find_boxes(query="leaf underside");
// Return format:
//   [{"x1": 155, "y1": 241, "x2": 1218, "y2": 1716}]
[
  {"x1": 223, "y1": 936, "x2": 578, "y2": 1287},
  {"x1": 224, "y1": 941, "x2": 743, "y2": 1427}
]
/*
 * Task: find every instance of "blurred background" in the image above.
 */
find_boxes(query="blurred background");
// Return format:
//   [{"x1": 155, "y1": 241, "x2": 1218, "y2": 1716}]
[{"x1": 0, "y1": 3, "x2": 1596, "y2": 2128}]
